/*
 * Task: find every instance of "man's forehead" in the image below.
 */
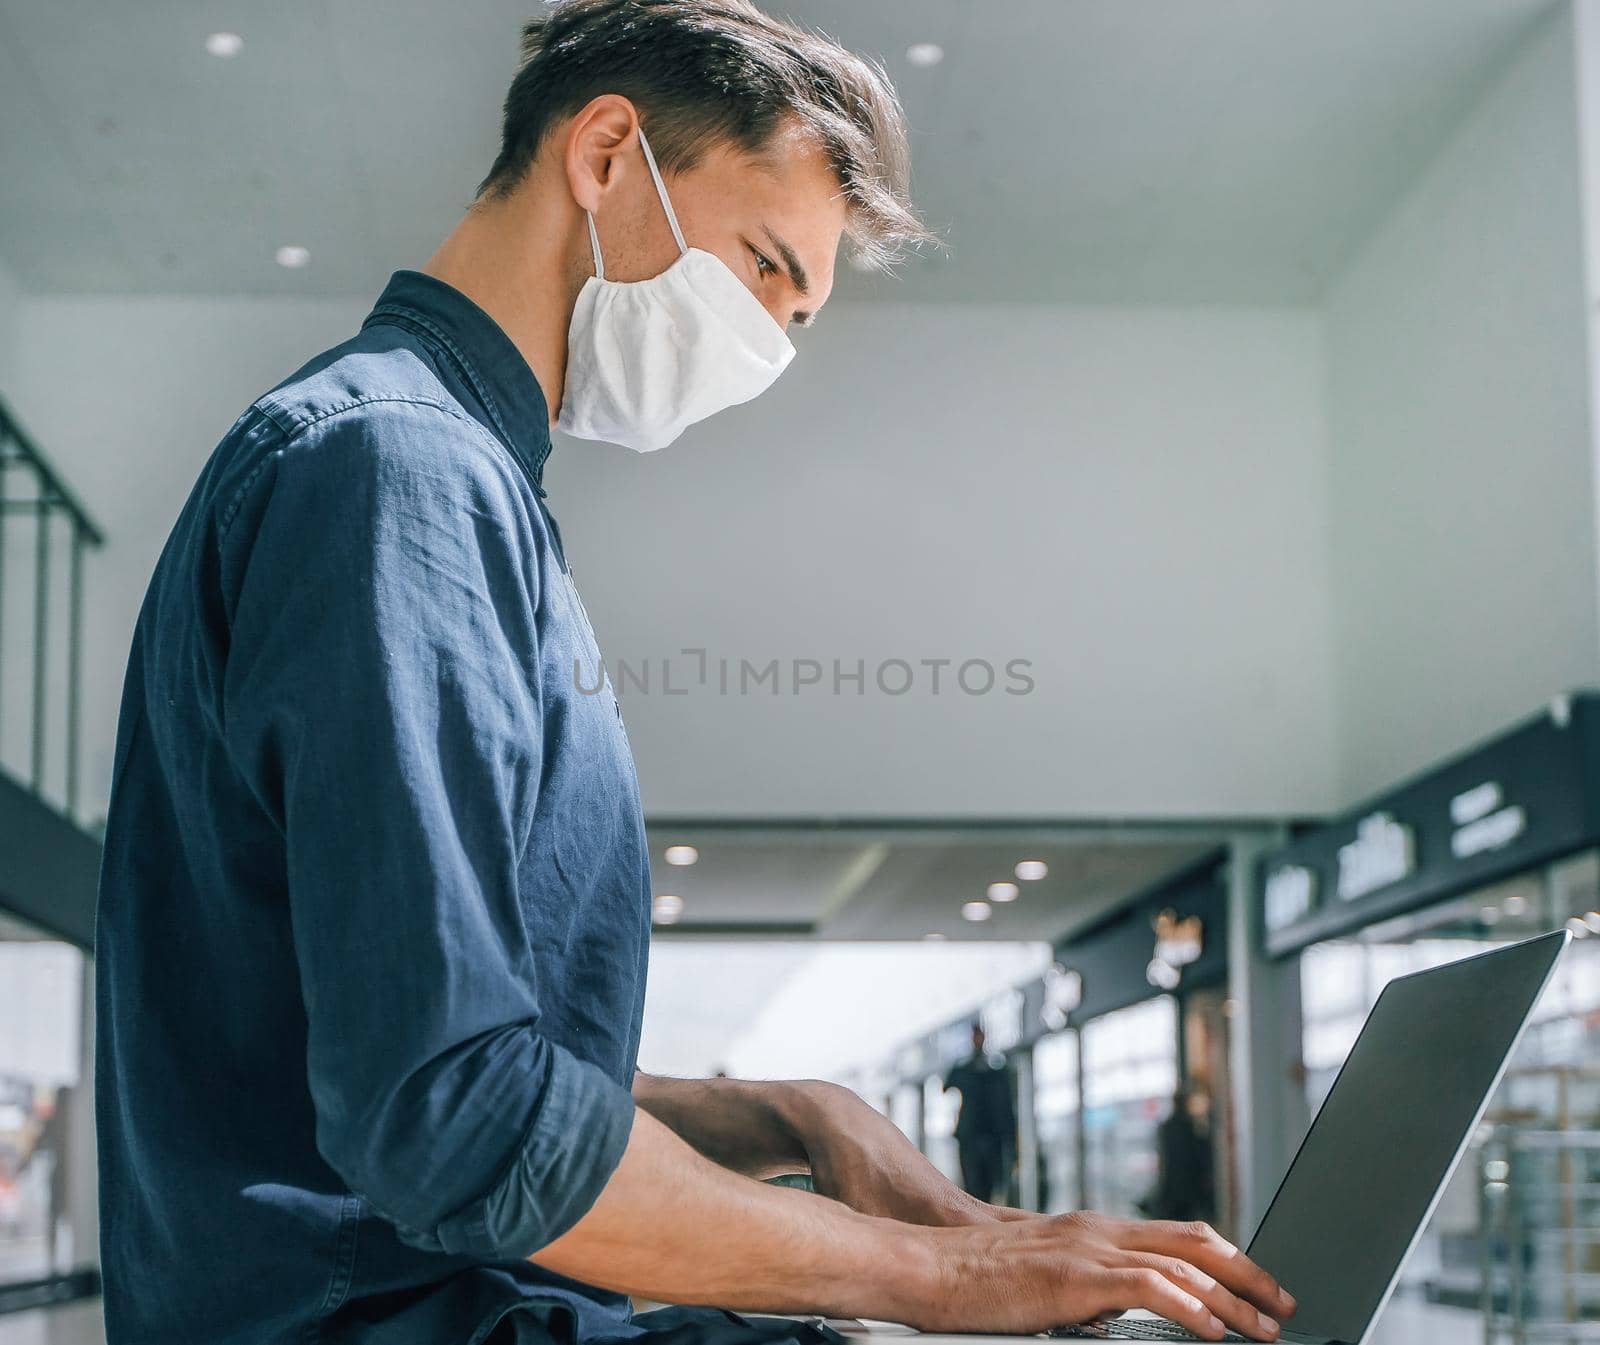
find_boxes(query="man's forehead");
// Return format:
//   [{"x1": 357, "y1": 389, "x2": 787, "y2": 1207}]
[{"x1": 718, "y1": 127, "x2": 845, "y2": 207}]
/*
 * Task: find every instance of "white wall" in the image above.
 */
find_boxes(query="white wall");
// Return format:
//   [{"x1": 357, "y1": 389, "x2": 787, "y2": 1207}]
[
  {"x1": 0, "y1": 258, "x2": 17, "y2": 388},
  {"x1": 1, "y1": 258, "x2": 38, "y2": 793},
  {"x1": 1324, "y1": 7, "x2": 1597, "y2": 803},
  {"x1": 549, "y1": 302, "x2": 1336, "y2": 818},
  {"x1": 15, "y1": 7, "x2": 1593, "y2": 827},
  {"x1": 7, "y1": 295, "x2": 367, "y2": 818},
  {"x1": 1576, "y1": 2, "x2": 1600, "y2": 661},
  {"x1": 7, "y1": 294, "x2": 1336, "y2": 824}
]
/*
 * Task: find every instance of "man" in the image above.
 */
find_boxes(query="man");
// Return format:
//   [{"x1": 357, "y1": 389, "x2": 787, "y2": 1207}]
[
  {"x1": 1141, "y1": 1086, "x2": 1218, "y2": 1226},
  {"x1": 943, "y1": 1025, "x2": 1018, "y2": 1205},
  {"x1": 16, "y1": 1085, "x2": 71, "y2": 1272},
  {"x1": 94, "y1": 3, "x2": 1297, "y2": 1343}
]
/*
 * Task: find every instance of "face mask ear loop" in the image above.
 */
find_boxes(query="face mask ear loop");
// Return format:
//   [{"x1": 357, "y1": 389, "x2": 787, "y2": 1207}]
[
  {"x1": 585, "y1": 211, "x2": 606, "y2": 281},
  {"x1": 636, "y1": 126, "x2": 689, "y2": 255}
]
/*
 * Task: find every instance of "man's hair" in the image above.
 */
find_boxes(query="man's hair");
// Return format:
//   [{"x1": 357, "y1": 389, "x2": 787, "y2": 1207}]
[{"x1": 478, "y1": 0, "x2": 933, "y2": 271}]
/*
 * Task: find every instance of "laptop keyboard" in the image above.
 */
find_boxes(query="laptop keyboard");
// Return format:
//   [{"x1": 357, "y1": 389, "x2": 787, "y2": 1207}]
[{"x1": 1047, "y1": 1319, "x2": 1250, "y2": 1341}]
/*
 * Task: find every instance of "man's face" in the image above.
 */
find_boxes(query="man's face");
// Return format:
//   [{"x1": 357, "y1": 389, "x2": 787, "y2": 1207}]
[{"x1": 593, "y1": 117, "x2": 848, "y2": 333}]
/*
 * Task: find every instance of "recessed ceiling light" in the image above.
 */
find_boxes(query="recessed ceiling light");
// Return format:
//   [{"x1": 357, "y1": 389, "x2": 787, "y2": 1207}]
[
  {"x1": 923, "y1": 931, "x2": 947, "y2": 941},
  {"x1": 652, "y1": 894, "x2": 684, "y2": 925},
  {"x1": 961, "y1": 900, "x2": 992, "y2": 923},
  {"x1": 205, "y1": 32, "x2": 244, "y2": 58},
  {"x1": 663, "y1": 844, "x2": 698, "y2": 867},
  {"x1": 987, "y1": 882, "x2": 1020, "y2": 903},
  {"x1": 906, "y1": 42, "x2": 944, "y2": 68},
  {"x1": 275, "y1": 245, "x2": 310, "y2": 269},
  {"x1": 1014, "y1": 859, "x2": 1048, "y2": 882}
]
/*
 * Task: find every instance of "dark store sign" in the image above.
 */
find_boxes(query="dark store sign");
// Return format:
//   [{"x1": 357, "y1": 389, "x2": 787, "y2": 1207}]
[
  {"x1": 896, "y1": 852, "x2": 1229, "y2": 1082},
  {"x1": 1335, "y1": 812, "x2": 1415, "y2": 901},
  {"x1": 1264, "y1": 863, "x2": 1316, "y2": 934},
  {"x1": 1449, "y1": 781, "x2": 1526, "y2": 859},
  {"x1": 1040, "y1": 963, "x2": 1084, "y2": 1031},
  {"x1": 1054, "y1": 853, "x2": 1229, "y2": 1025},
  {"x1": 1146, "y1": 908, "x2": 1204, "y2": 989},
  {"x1": 1257, "y1": 694, "x2": 1600, "y2": 957}
]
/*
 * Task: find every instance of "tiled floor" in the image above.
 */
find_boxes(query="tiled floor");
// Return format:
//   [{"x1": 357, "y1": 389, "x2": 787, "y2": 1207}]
[
  {"x1": 0, "y1": 1301, "x2": 104, "y2": 1345},
  {"x1": 1366, "y1": 1297, "x2": 1484, "y2": 1342}
]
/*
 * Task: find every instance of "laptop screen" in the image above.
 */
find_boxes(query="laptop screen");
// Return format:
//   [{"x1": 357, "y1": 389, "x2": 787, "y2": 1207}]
[{"x1": 1245, "y1": 931, "x2": 1564, "y2": 1344}]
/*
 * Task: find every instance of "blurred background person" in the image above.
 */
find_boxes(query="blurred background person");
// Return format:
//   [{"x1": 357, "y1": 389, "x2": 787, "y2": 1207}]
[
  {"x1": 943, "y1": 1023, "x2": 1018, "y2": 1205},
  {"x1": 1139, "y1": 1082, "x2": 1216, "y2": 1225}
]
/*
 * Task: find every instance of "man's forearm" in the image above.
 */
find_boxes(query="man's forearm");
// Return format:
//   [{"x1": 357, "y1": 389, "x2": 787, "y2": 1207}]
[
  {"x1": 534, "y1": 1105, "x2": 1296, "y2": 1339},
  {"x1": 631, "y1": 1071, "x2": 815, "y2": 1179},
  {"x1": 530, "y1": 1104, "x2": 930, "y2": 1320}
]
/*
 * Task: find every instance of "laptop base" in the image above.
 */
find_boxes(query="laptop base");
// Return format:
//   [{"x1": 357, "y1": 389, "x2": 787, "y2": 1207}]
[{"x1": 1048, "y1": 1316, "x2": 1335, "y2": 1343}]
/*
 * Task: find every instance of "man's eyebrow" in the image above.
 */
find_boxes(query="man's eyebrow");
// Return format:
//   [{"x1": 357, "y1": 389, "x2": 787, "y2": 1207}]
[{"x1": 761, "y1": 226, "x2": 809, "y2": 296}]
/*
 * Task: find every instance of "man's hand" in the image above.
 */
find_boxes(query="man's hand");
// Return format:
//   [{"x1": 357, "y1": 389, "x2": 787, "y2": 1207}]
[
  {"x1": 786, "y1": 1083, "x2": 1297, "y2": 1339},
  {"x1": 910, "y1": 1211, "x2": 1297, "y2": 1341},
  {"x1": 781, "y1": 1079, "x2": 1025, "y2": 1226},
  {"x1": 533, "y1": 1108, "x2": 1295, "y2": 1342}
]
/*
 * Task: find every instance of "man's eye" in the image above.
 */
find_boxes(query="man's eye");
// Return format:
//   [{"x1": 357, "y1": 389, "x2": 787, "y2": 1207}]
[{"x1": 753, "y1": 249, "x2": 777, "y2": 276}]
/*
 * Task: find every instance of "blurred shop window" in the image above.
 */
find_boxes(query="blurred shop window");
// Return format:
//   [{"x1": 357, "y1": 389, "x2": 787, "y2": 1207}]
[
  {"x1": 1082, "y1": 996, "x2": 1178, "y2": 1219},
  {"x1": 922, "y1": 1073, "x2": 960, "y2": 1184},
  {"x1": 1033, "y1": 1029, "x2": 1080, "y2": 1214},
  {"x1": 889, "y1": 1083, "x2": 921, "y2": 1147},
  {"x1": 0, "y1": 911, "x2": 85, "y2": 1285}
]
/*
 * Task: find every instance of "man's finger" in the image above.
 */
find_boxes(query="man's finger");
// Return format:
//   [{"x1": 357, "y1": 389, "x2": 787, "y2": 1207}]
[
  {"x1": 1135, "y1": 1254, "x2": 1279, "y2": 1342},
  {"x1": 1099, "y1": 1267, "x2": 1225, "y2": 1342},
  {"x1": 1126, "y1": 1220, "x2": 1295, "y2": 1317}
]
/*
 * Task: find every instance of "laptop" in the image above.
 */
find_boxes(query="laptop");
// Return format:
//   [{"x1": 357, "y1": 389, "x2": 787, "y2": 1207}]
[{"x1": 1046, "y1": 927, "x2": 1570, "y2": 1344}]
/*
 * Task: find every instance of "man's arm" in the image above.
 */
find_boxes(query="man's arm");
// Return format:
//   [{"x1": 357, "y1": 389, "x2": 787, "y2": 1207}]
[
  {"x1": 221, "y1": 408, "x2": 630, "y2": 1257},
  {"x1": 633, "y1": 1071, "x2": 1010, "y2": 1226},
  {"x1": 534, "y1": 1105, "x2": 906, "y2": 1316},
  {"x1": 631, "y1": 1072, "x2": 810, "y2": 1179},
  {"x1": 533, "y1": 1105, "x2": 1298, "y2": 1342}
]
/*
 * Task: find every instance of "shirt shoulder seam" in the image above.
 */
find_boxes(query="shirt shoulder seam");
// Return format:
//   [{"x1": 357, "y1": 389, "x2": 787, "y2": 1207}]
[
  {"x1": 218, "y1": 394, "x2": 526, "y2": 549},
  {"x1": 366, "y1": 305, "x2": 520, "y2": 453}
]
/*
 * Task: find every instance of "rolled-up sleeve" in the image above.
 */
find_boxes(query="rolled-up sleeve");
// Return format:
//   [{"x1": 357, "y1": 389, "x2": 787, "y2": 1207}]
[{"x1": 219, "y1": 402, "x2": 635, "y2": 1258}]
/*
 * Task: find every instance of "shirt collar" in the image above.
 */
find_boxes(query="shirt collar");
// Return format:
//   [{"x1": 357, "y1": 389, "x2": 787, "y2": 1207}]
[{"x1": 362, "y1": 269, "x2": 554, "y2": 494}]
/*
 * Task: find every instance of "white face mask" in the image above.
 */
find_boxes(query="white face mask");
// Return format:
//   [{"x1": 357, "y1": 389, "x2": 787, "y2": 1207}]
[{"x1": 556, "y1": 126, "x2": 797, "y2": 453}]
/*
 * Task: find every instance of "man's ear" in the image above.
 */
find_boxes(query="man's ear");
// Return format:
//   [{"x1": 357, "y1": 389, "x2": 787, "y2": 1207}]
[{"x1": 563, "y1": 94, "x2": 642, "y2": 213}]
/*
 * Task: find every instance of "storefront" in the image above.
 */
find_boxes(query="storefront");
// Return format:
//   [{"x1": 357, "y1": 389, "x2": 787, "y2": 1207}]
[
  {"x1": 0, "y1": 774, "x2": 100, "y2": 1311},
  {"x1": 1051, "y1": 854, "x2": 1233, "y2": 1229},
  {"x1": 882, "y1": 851, "x2": 1234, "y2": 1228},
  {"x1": 1258, "y1": 692, "x2": 1600, "y2": 1338}
]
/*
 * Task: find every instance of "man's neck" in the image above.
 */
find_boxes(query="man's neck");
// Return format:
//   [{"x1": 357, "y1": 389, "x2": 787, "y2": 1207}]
[{"x1": 419, "y1": 177, "x2": 585, "y2": 428}]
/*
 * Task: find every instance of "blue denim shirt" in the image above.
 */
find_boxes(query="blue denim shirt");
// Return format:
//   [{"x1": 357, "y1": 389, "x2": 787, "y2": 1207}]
[{"x1": 94, "y1": 270, "x2": 654, "y2": 1344}]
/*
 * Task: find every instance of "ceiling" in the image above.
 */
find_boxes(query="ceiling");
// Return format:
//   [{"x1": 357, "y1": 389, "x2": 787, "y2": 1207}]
[
  {"x1": 642, "y1": 822, "x2": 1223, "y2": 941},
  {"x1": 0, "y1": 0, "x2": 1557, "y2": 303}
]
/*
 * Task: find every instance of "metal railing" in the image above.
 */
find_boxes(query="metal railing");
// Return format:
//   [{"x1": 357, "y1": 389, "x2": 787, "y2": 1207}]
[
  {"x1": 0, "y1": 397, "x2": 104, "y2": 823},
  {"x1": 1479, "y1": 1126, "x2": 1600, "y2": 1343}
]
